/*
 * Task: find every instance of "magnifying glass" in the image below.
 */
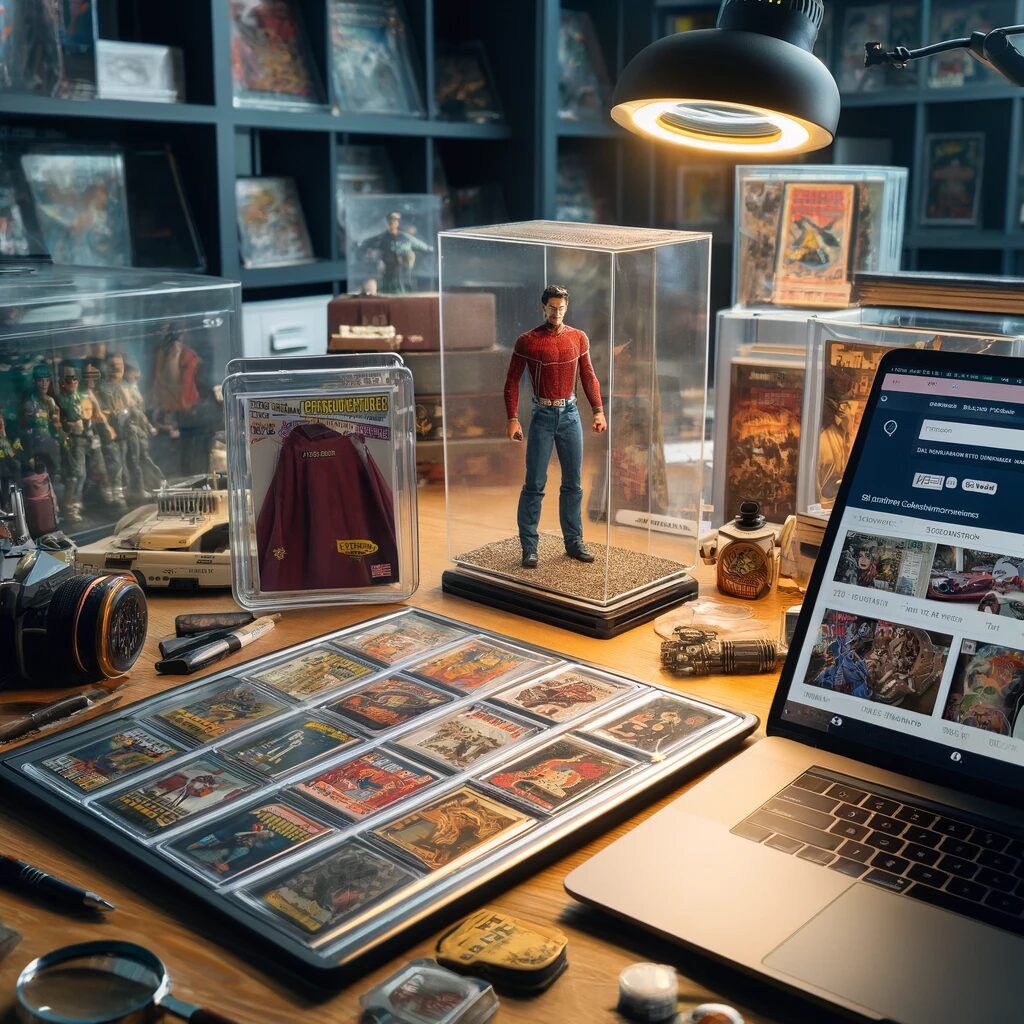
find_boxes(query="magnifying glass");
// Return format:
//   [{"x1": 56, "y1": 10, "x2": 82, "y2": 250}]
[{"x1": 16, "y1": 941, "x2": 240, "y2": 1024}]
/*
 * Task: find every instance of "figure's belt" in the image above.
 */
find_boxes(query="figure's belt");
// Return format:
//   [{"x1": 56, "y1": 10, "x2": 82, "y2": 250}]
[{"x1": 533, "y1": 396, "x2": 576, "y2": 407}]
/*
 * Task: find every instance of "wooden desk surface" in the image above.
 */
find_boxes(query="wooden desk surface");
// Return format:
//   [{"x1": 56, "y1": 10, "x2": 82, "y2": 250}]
[{"x1": 0, "y1": 489, "x2": 830, "y2": 1024}]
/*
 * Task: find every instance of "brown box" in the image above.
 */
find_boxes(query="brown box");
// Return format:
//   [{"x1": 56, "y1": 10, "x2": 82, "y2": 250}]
[{"x1": 327, "y1": 292, "x2": 496, "y2": 351}]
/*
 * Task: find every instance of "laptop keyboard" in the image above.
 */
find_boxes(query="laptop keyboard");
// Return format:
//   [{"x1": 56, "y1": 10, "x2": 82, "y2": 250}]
[{"x1": 732, "y1": 768, "x2": 1024, "y2": 937}]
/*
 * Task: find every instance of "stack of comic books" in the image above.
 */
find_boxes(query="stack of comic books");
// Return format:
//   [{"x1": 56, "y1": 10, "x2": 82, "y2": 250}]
[{"x1": 854, "y1": 272, "x2": 1024, "y2": 316}]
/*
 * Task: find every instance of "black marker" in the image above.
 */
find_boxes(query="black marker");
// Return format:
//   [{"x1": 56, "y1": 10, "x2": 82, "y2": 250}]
[
  {"x1": 0, "y1": 855, "x2": 115, "y2": 912},
  {"x1": 156, "y1": 614, "x2": 280, "y2": 675}
]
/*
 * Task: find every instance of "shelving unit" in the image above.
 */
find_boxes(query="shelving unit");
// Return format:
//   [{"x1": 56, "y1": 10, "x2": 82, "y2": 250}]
[{"x1": 4, "y1": 0, "x2": 658, "y2": 300}]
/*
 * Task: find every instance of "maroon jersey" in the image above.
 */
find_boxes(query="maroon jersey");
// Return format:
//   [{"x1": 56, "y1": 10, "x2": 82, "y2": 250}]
[
  {"x1": 503, "y1": 324, "x2": 603, "y2": 419},
  {"x1": 256, "y1": 423, "x2": 398, "y2": 591}
]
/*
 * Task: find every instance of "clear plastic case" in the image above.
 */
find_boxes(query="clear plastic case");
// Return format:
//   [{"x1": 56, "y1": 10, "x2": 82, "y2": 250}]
[
  {"x1": 710, "y1": 308, "x2": 816, "y2": 527},
  {"x1": 798, "y1": 309, "x2": 1024, "y2": 514},
  {"x1": 223, "y1": 356, "x2": 419, "y2": 610},
  {"x1": 3, "y1": 608, "x2": 756, "y2": 978},
  {"x1": 733, "y1": 165, "x2": 908, "y2": 309},
  {"x1": 0, "y1": 262, "x2": 239, "y2": 544},
  {"x1": 437, "y1": 221, "x2": 711, "y2": 635},
  {"x1": 345, "y1": 194, "x2": 441, "y2": 296}
]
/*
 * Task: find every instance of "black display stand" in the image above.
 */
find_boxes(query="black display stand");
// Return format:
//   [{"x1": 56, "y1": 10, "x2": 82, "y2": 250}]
[{"x1": 441, "y1": 568, "x2": 698, "y2": 638}]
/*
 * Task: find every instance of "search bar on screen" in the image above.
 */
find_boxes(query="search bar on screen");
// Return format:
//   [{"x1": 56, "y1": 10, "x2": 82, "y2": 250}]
[{"x1": 919, "y1": 419, "x2": 1024, "y2": 453}]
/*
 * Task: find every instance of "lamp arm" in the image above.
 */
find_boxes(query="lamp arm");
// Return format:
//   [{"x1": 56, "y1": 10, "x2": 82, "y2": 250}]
[
  {"x1": 868, "y1": 24, "x2": 1024, "y2": 84},
  {"x1": 865, "y1": 25, "x2": 1024, "y2": 85}
]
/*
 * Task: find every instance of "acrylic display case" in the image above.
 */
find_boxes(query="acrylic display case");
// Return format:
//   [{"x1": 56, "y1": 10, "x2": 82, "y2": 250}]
[
  {"x1": 710, "y1": 307, "x2": 816, "y2": 528},
  {"x1": 733, "y1": 165, "x2": 908, "y2": 309},
  {"x1": 0, "y1": 263, "x2": 240, "y2": 545},
  {"x1": 345, "y1": 194, "x2": 441, "y2": 296},
  {"x1": 223, "y1": 353, "x2": 419, "y2": 611},
  {"x1": 436, "y1": 221, "x2": 711, "y2": 638},
  {"x1": 0, "y1": 607, "x2": 756, "y2": 980},
  {"x1": 798, "y1": 308, "x2": 1024, "y2": 516}
]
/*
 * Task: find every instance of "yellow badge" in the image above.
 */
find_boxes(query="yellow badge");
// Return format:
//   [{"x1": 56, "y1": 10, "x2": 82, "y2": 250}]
[
  {"x1": 336, "y1": 539, "x2": 379, "y2": 556},
  {"x1": 273, "y1": 547, "x2": 286, "y2": 561}
]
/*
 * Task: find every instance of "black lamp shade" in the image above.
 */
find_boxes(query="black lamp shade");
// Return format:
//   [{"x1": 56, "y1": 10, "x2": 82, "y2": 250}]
[{"x1": 611, "y1": 25, "x2": 840, "y2": 154}]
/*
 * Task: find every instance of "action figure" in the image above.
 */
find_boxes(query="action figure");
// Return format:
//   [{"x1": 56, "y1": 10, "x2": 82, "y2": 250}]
[
  {"x1": 123, "y1": 361, "x2": 166, "y2": 497},
  {"x1": 84, "y1": 362, "x2": 124, "y2": 508},
  {"x1": 0, "y1": 418, "x2": 22, "y2": 496},
  {"x1": 503, "y1": 285, "x2": 606, "y2": 568},
  {"x1": 357, "y1": 211, "x2": 433, "y2": 293},
  {"x1": 19, "y1": 364, "x2": 62, "y2": 479},
  {"x1": 55, "y1": 363, "x2": 89, "y2": 522},
  {"x1": 150, "y1": 326, "x2": 200, "y2": 440}
]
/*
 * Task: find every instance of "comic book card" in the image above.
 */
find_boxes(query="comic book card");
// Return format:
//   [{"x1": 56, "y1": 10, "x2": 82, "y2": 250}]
[
  {"x1": 249, "y1": 838, "x2": 418, "y2": 936},
  {"x1": 584, "y1": 693, "x2": 724, "y2": 757},
  {"x1": 165, "y1": 801, "x2": 331, "y2": 882},
  {"x1": 153, "y1": 679, "x2": 288, "y2": 743},
  {"x1": 339, "y1": 612, "x2": 469, "y2": 666},
  {"x1": 324, "y1": 676, "x2": 453, "y2": 732},
  {"x1": 493, "y1": 668, "x2": 635, "y2": 723},
  {"x1": 38, "y1": 725, "x2": 182, "y2": 794},
  {"x1": 99, "y1": 757, "x2": 258, "y2": 836},
  {"x1": 408, "y1": 637, "x2": 549, "y2": 692},
  {"x1": 296, "y1": 750, "x2": 438, "y2": 818},
  {"x1": 251, "y1": 647, "x2": 374, "y2": 700},
  {"x1": 373, "y1": 787, "x2": 532, "y2": 871},
  {"x1": 393, "y1": 705, "x2": 540, "y2": 771},
  {"x1": 222, "y1": 716, "x2": 362, "y2": 778},
  {"x1": 772, "y1": 182, "x2": 856, "y2": 307},
  {"x1": 481, "y1": 738, "x2": 633, "y2": 814}
]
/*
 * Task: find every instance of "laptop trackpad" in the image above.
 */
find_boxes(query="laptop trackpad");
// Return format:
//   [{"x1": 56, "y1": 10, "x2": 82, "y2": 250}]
[{"x1": 764, "y1": 885, "x2": 1024, "y2": 1023}]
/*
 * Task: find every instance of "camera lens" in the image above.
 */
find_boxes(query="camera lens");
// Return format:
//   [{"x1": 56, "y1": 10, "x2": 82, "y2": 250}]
[{"x1": 45, "y1": 573, "x2": 148, "y2": 679}]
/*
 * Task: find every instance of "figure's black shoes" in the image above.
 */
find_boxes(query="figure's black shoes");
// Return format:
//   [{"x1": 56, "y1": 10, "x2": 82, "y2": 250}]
[
  {"x1": 566, "y1": 545, "x2": 595, "y2": 563},
  {"x1": 522, "y1": 552, "x2": 539, "y2": 569}
]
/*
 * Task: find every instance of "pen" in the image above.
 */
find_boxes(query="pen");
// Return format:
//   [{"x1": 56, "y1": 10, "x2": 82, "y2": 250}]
[
  {"x1": 0, "y1": 688, "x2": 123, "y2": 744},
  {"x1": 0, "y1": 855, "x2": 116, "y2": 912},
  {"x1": 155, "y1": 614, "x2": 281, "y2": 675}
]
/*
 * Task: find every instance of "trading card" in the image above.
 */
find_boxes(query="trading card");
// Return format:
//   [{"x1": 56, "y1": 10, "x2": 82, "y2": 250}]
[
  {"x1": 154, "y1": 679, "x2": 288, "y2": 742},
  {"x1": 339, "y1": 612, "x2": 468, "y2": 665},
  {"x1": 494, "y1": 669, "x2": 633, "y2": 722},
  {"x1": 394, "y1": 706, "x2": 539, "y2": 771},
  {"x1": 100, "y1": 757, "x2": 258, "y2": 835},
  {"x1": 297, "y1": 750, "x2": 438, "y2": 818},
  {"x1": 222, "y1": 716, "x2": 362, "y2": 778},
  {"x1": 482, "y1": 738, "x2": 633, "y2": 814},
  {"x1": 251, "y1": 647, "x2": 374, "y2": 699},
  {"x1": 252, "y1": 839, "x2": 418, "y2": 935},
  {"x1": 586, "y1": 694, "x2": 721, "y2": 756},
  {"x1": 165, "y1": 801, "x2": 330, "y2": 882},
  {"x1": 324, "y1": 676, "x2": 453, "y2": 731},
  {"x1": 409, "y1": 638, "x2": 543, "y2": 692},
  {"x1": 373, "y1": 786, "x2": 532, "y2": 871},
  {"x1": 40, "y1": 725, "x2": 182, "y2": 794}
]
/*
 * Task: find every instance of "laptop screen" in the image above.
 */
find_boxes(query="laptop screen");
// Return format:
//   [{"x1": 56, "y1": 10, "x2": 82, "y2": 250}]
[{"x1": 775, "y1": 348, "x2": 1024, "y2": 799}]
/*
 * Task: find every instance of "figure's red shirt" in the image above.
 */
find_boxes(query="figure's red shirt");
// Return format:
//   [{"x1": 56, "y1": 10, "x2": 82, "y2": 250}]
[{"x1": 503, "y1": 324, "x2": 603, "y2": 420}]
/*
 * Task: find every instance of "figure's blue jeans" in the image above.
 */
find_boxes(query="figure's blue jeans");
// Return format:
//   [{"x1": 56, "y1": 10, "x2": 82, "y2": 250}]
[{"x1": 517, "y1": 400, "x2": 584, "y2": 554}]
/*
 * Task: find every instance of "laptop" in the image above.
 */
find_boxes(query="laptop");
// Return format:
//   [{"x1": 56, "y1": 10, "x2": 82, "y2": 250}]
[{"x1": 566, "y1": 347, "x2": 1024, "y2": 1023}]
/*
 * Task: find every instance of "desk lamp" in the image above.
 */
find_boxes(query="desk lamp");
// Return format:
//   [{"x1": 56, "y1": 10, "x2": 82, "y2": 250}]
[{"x1": 610, "y1": 0, "x2": 839, "y2": 155}]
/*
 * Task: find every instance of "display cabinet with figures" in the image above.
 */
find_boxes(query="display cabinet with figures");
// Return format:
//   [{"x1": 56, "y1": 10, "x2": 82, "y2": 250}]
[
  {"x1": 437, "y1": 221, "x2": 710, "y2": 638},
  {"x1": 797, "y1": 309, "x2": 1024, "y2": 516},
  {"x1": 733, "y1": 165, "x2": 908, "y2": 309},
  {"x1": 0, "y1": 263, "x2": 240, "y2": 543}
]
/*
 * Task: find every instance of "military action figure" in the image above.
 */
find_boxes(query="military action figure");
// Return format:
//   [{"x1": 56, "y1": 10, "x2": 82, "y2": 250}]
[
  {"x1": 357, "y1": 211, "x2": 433, "y2": 293},
  {"x1": 19, "y1": 364, "x2": 63, "y2": 479},
  {"x1": 503, "y1": 284, "x2": 606, "y2": 569}
]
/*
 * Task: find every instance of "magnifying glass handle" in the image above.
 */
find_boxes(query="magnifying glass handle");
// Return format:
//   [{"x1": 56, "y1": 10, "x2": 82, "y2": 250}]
[{"x1": 161, "y1": 993, "x2": 243, "y2": 1024}]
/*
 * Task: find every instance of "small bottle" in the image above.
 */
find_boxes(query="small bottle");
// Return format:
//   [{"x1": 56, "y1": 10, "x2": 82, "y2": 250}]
[{"x1": 713, "y1": 501, "x2": 779, "y2": 600}]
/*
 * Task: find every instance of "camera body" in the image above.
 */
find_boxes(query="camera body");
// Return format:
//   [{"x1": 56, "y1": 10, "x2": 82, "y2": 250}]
[{"x1": 1, "y1": 541, "x2": 148, "y2": 687}]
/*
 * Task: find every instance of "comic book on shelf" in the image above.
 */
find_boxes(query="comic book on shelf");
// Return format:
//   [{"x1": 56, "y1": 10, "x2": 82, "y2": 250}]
[
  {"x1": 230, "y1": 0, "x2": 324, "y2": 109},
  {"x1": 921, "y1": 134, "x2": 984, "y2": 226},
  {"x1": 772, "y1": 182, "x2": 856, "y2": 307},
  {"x1": 328, "y1": 0, "x2": 424, "y2": 117},
  {"x1": 236, "y1": 177, "x2": 315, "y2": 269}
]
